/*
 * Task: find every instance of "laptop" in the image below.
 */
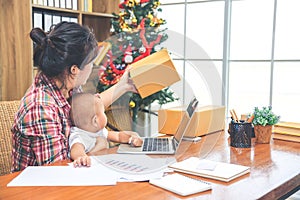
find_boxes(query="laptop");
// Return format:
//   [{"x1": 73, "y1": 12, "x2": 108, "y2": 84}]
[{"x1": 117, "y1": 96, "x2": 199, "y2": 154}]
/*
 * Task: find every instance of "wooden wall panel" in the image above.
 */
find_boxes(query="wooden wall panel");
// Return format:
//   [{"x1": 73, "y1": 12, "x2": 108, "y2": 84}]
[
  {"x1": 0, "y1": 0, "x2": 33, "y2": 100},
  {"x1": 93, "y1": 0, "x2": 119, "y2": 14},
  {"x1": 0, "y1": 0, "x2": 119, "y2": 100}
]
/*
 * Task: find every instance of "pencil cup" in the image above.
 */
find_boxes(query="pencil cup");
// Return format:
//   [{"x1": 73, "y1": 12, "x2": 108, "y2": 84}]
[{"x1": 229, "y1": 121, "x2": 252, "y2": 148}]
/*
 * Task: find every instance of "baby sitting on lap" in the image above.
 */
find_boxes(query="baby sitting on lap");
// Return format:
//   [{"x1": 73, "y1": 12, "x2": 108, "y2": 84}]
[{"x1": 69, "y1": 93, "x2": 142, "y2": 167}]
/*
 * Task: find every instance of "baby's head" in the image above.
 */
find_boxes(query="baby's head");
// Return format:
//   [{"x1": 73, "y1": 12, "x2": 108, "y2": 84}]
[{"x1": 69, "y1": 93, "x2": 107, "y2": 133}]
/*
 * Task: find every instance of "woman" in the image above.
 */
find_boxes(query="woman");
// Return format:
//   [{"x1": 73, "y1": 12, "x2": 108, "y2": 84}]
[{"x1": 11, "y1": 22, "x2": 136, "y2": 172}]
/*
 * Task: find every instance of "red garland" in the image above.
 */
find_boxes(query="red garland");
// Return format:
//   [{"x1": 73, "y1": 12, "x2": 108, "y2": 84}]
[
  {"x1": 133, "y1": 19, "x2": 162, "y2": 62},
  {"x1": 119, "y1": 0, "x2": 128, "y2": 9},
  {"x1": 140, "y1": 0, "x2": 151, "y2": 3},
  {"x1": 99, "y1": 50, "x2": 126, "y2": 86}
]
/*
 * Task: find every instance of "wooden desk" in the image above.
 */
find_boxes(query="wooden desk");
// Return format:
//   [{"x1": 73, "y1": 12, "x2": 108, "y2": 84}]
[{"x1": 1, "y1": 131, "x2": 299, "y2": 200}]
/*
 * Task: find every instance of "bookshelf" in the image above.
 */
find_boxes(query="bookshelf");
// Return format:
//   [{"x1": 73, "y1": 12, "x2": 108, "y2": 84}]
[{"x1": 0, "y1": 0, "x2": 119, "y2": 100}]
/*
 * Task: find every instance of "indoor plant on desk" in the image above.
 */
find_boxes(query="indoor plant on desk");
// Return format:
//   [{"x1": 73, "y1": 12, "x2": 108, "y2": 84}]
[{"x1": 252, "y1": 106, "x2": 280, "y2": 144}]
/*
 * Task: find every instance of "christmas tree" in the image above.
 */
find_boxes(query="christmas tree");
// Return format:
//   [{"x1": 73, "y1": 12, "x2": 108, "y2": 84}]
[{"x1": 97, "y1": 0, "x2": 177, "y2": 124}]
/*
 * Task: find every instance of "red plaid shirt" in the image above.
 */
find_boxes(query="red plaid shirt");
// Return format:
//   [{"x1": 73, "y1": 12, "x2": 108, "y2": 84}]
[{"x1": 11, "y1": 73, "x2": 72, "y2": 172}]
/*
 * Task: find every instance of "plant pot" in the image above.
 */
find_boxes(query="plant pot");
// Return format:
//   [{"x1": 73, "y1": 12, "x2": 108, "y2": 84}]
[{"x1": 254, "y1": 125, "x2": 273, "y2": 144}]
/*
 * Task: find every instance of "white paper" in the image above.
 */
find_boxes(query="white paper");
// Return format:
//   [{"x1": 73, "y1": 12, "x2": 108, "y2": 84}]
[
  {"x1": 66, "y1": 155, "x2": 175, "y2": 182},
  {"x1": 92, "y1": 154, "x2": 175, "y2": 174},
  {"x1": 7, "y1": 165, "x2": 118, "y2": 186},
  {"x1": 91, "y1": 154, "x2": 176, "y2": 182},
  {"x1": 67, "y1": 159, "x2": 165, "y2": 182},
  {"x1": 117, "y1": 171, "x2": 165, "y2": 182},
  {"x1": 149, "y1": 173, "x2": 212, "y2": 196}
]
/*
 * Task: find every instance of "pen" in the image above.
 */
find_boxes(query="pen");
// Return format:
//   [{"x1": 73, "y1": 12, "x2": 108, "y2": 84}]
[
  {"x1": 232, "y1": 109, "x2": 239, "y2": 122},
  {"x1": 247, "y1": 114, "x2": 254, "y2": 123},
  {"x1": 230, "y1": 110, "x2": 238, "y2": 122}
]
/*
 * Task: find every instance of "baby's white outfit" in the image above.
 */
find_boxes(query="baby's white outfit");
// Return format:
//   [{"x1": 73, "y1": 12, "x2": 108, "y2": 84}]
[{"x1": 69, "y1": 127, "x2": 109, "y2": 152}]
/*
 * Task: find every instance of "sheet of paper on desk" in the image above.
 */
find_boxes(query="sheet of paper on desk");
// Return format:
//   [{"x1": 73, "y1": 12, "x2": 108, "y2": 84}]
[
  {"x1": 91, "y1": 154, "x2": 175, "y2": 182},
  {"x1": 92, "y1": 154, "x2": 175, "y2": 173},
  {"x1": 117, "y1": 170, "x2": 168, "y2": 182},
  {"x1": 7, "y1": 165, "x2": 118, "y2": 187}
]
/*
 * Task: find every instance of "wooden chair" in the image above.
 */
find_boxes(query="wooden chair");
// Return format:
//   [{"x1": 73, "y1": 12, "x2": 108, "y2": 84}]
[
  {"x1": 105, "y1": 105, "x2": 132, "y2": 132},
  {"x1": 0, "y1": 101, "x2": 133, "y2": 174},
  {"x1": 0, "y1": 100, "x2": 20, "y2": 176},
  {"x1": 105, "y1": 105, "x2": 133, "y2": 147}
]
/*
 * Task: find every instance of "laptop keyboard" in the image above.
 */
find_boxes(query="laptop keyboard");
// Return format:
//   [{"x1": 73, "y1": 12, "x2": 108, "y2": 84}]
[{"x1": 142, "y1": 138, "x2": 170, "y2": 152}]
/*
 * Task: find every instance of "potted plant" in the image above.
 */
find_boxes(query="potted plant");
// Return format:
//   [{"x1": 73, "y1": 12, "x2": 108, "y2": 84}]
[{"x1": 252, "y1": 106, "x2": 280, "y2": 143}]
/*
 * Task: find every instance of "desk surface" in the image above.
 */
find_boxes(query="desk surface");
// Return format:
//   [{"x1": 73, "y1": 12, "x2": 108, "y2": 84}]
[{"x1": 1, "y1": 131, "x2": 299, "y2": 200}]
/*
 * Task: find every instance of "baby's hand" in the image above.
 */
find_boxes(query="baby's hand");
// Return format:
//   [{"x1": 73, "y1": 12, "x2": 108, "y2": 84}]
[
  {"x1": 73, "y1": 156, "x2": 91, "y2": 167},
  {"x1": 129, "y1": 135, "x2": 143, "y2": 147}
]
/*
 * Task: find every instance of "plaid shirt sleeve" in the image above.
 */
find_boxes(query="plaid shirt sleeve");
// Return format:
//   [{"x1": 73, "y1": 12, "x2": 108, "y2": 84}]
[{"x1": 13, "y1": 103, "x2": 69, "y2": 170}]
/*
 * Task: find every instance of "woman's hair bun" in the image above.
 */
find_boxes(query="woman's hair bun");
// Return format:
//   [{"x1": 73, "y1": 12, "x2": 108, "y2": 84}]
[
  {"x1": 30, "y1": 28, "x2": 48, "y2": 48},
  {"x1": 30, "y1": 22, "x2": 98, "y2": 78}
]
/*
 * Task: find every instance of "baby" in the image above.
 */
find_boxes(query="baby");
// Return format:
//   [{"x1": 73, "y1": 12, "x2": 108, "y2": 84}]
[{"x1": 69, "y1": 93, "x2": 142, "y2": 167}]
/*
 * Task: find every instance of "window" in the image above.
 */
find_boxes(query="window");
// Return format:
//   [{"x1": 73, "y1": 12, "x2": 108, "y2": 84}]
[
  {"x1": 160, "y1": 0, "x2": 300, "y2": 122},
  {"x1": 275, "y1": 0, "x2": 300, "y2": 59},
  {"x1": 230, "y1": 0, "x2": 274, "y2": 60},
  {"x1": 186, "y1": 1, "x2": 224, "y2": 59}
]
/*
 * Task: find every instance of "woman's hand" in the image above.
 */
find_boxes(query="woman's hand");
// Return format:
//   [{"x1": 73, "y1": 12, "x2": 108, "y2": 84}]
[
  {"x1": 117, "y1": 66, "x2": 137, "y2": 93},
  {"x1": 73, "y1": 155, "x2": 91, "y2": 167},
  {"x1": 97, "y1": 66, "x2": 138, "y2": 108}
]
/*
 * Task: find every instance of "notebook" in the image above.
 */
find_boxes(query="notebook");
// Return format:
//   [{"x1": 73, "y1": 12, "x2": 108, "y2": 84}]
[
  {"x1": 117, "y1": 97, "x2": 199, "y2": 154},
  {"x1": 149, "y1": 173, "x2": 211, "y2": 196},
  {"x1": 169, "y1": 157, "x2": 250, "y2": 182}
]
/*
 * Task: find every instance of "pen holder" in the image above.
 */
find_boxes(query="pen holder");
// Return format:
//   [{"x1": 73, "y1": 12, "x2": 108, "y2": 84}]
[{"x1": 229, "y1": 121, "x2": 252, "y2": 148}]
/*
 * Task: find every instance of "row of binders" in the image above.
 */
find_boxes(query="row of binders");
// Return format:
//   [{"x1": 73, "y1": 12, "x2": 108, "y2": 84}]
[
  {"x1": 33, "y1": 11, "x2": 78, "y2": 32},
  {"x1": 32, "y1": 0, "x2": 78, "y2": 10},
  {"x1": 32, "y1": 0, "x2": 93, "y2": 12}
]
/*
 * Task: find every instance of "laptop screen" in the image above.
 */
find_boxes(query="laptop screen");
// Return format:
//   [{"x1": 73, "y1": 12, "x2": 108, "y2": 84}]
[{"x1": 173, "y1": 97, "x2": 199, "y2": 142}]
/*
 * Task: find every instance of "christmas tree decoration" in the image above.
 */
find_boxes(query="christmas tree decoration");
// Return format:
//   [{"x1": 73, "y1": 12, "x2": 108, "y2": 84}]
[
  {"x1": 139, "y1": 45, "x2": 146, "y2": 54},
  {"x1": 123, "y1": 45, "x2": 134, "y2": 63},
  {"x1": 96, "y1": 0, "x2": 177, "y2": 128}
]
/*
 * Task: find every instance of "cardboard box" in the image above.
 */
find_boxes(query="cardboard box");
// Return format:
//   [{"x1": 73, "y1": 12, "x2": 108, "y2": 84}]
[
  {"x1": 158, "y1": 105, "x2": 226, "y2": 137},
  {"x1": 130, "y1": 49, "x2": 181, "y2": 98}
]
